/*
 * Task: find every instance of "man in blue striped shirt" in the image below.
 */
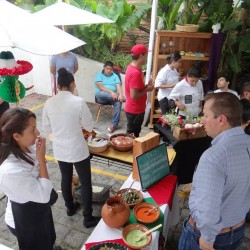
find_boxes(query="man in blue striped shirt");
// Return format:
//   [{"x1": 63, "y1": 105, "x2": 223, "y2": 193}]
[{"x1": 179, "y1": 92, "x2": 250, "y2": 250}]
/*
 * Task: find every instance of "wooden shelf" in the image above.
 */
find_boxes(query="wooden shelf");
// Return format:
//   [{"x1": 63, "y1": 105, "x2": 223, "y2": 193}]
[
  {"x1": 155, "y1": 30, "x2": 212, "y2": 39},
  {"x1": 158, "y1": 55, "x2": 209, "y2": 61},
  {"x1": 148, "y1": 30, "x2": 212, "y2": 128}
]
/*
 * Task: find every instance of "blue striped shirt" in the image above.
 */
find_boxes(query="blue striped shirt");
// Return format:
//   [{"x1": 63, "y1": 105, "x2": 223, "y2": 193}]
[{"x1": 189, "y1": 127, "x2": 250, "y2": 243}]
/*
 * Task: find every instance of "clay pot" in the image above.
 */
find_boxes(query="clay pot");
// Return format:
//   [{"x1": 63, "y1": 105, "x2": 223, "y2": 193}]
[
  {"x1": 109, "y1": 133, "x2": 135, "y2": 152},
  {"x1": 101, "y1": 195, "x2": 130, "y2": 228}
]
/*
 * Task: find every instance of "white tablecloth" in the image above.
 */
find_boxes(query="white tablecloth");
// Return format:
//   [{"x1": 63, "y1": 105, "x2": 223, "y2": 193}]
[
  {"x1": 0, "y1": 244, "x2": 12, "y2": 250},
  {"x1": 82, "y1": 174, "x2": 179, "y2": 250}
]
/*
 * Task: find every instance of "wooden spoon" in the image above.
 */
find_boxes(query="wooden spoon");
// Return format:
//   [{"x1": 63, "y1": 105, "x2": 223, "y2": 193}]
[
  {"x1": 135, "y1": 224, "x2": 162, "y2": 242},
  {"x1": 144, "y1": 203, "x2": 164, "y2": 215}
]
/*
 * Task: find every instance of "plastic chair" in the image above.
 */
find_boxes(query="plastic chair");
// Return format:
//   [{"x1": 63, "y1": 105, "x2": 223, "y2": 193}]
[{"x1": 95, "y1": 96, "x2": 113, "y2": 123}]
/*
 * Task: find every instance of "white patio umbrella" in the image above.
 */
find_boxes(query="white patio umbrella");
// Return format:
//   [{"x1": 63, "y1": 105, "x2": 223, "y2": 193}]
[
  {"x1": 0, "y1": 0, "x2": 85, "y2": 55},
  {"x1": 33, "y1": 0, "x2": 114, "y2": 26}
]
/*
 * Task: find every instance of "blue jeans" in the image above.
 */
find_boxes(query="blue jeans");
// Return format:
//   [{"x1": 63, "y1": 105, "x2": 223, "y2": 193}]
[
  {"x1": 178, "y1": 218, "x2": 245, "y2": 250},
  {"x1": 95, "y1": 91, "x2": 122, "y2": 127}
]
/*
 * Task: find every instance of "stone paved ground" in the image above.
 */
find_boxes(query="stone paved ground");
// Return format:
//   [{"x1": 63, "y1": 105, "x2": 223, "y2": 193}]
[{"x1": 0, "y1": 93, "x2": 249, "y2": 250}]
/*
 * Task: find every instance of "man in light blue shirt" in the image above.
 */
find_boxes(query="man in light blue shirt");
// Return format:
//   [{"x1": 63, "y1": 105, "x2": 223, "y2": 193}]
[
  {"x1": 179, "y1": 92, "x2": 250, "y2": 250},
  {"x1": 95, "y1": 61, "x2": 124, "y2": 133}
]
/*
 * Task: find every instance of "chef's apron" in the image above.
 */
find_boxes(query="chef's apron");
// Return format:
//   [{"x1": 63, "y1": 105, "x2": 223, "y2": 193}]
[{"x1": 11, "y1": 200, "x2": 56, "y2": 250}]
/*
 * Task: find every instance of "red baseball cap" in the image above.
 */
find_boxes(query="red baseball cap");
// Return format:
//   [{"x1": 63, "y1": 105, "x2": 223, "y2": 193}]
[{"x1": 131, "y1": 44, "x2": 150, "y2": 56}]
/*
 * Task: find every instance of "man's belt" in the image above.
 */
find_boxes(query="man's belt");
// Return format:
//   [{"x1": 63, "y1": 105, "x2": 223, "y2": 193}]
[{"x1": 189, "y1": 216, "x2": 245, "y2": 234}]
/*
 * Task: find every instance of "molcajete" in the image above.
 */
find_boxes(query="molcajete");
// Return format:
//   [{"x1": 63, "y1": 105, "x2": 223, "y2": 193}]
[{"x1": 101, "y1": 195, "x2": 130, "y2": 228}]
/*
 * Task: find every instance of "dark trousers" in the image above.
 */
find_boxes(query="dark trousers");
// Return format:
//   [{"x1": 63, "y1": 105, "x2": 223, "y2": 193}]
[
  {"x1": 58, "y1": 156, "x2": 93, "y2": 219},
  {"x1": 159, "y1": 97, "x2": 170, "y2": 114},
  {"x1": 125, "y1": 112, "x2": 145, "y2": 137},
  {"x1": 10, "y1": 201, "x2": 56, "y2": 250}
]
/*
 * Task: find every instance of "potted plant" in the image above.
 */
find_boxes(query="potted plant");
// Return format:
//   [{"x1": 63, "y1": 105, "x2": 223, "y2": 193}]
[
  {"x1": 175, "y1": 0, "x2": 204, "y2": 32},
  {"x1": 157, "y1": 0, "x2": 183, "y2": 30}
]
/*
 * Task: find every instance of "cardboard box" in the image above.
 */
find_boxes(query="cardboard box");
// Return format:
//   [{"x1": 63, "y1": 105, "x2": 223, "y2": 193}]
[
  {"x1": 132, "y1": 132, "x2": 160, "y2": 181},
  {"x1": 173, "y1": 126, "x2": 207, "y2": 141}
]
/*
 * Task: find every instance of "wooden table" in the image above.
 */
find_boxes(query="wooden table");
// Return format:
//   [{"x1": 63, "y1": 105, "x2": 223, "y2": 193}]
[{"x1": 91, "y1": 145, "x2": 176, "y2": 167}]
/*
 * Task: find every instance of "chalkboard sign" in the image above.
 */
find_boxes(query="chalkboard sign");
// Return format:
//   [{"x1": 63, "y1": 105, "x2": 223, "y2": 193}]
[{"x1": 136, "y1": 143, "x2": 169, "y2": 190}]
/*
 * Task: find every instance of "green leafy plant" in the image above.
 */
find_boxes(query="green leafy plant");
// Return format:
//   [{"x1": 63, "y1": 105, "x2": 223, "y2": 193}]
[
  {"x1": 89, "y1": 50, "x2": 132, "y2": 73},
  {"x1": 177, "y1": 0, "x2": 205, "y2": 25},
  {"x1": 199, "y1": 0, "x2": 234, "y2": 31},
  {"x1": 158, "y1": 0, "x2": 183, "y2": 30},
  {"x1": 217, "y1": 0, "x2": 250, "y2": 87},
  {"x1": 97, "y1": 0, "x2": 151, "y2": 51},
  {"x1": 71, "y1": 0, "x2": 151, "y2": 55},
  {"x1": 209, "y1": 12, "x2": 227, "y2": 25}
]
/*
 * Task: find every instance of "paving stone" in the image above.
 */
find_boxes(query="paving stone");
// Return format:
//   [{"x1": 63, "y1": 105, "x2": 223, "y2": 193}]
[
  {"x1": 62, "y1": 228, "x2": 89, "y2": 250},
  {"x1": 58, "y1": 213, "x2": 82, "y2": 227},
  {"x1": 54, "y1": 222, "x2": 72, "y2": 242}
]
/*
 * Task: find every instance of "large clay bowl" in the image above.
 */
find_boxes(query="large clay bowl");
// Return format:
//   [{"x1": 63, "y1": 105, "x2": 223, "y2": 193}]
[
  {"x1": 116, "y1": 188, "x2": 144, "y2": 208},
  {"x1": 109, "y1": 133, "x2": 135, "y2": 152},
  {"x1": 133, "y1": 202, "x2": 160, "y2": 224},
  {"x1": 122, "y1": 223, "x2": 152, "y2": 249}
]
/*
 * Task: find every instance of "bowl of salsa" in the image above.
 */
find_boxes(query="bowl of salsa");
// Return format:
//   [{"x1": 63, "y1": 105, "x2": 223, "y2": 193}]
[
  {"x1": 133, "y1": 202, "x2": 160, "y2": 224},
  {"x1": 122, "y1": 223, "x2": 152, "y2": 249},
  {"x1": 116, "y1": 188, "x2": 144, "y2": 208}
]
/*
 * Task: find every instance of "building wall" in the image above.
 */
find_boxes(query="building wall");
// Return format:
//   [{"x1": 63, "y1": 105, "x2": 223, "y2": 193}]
[{"x1": 9, "y1": 48, "x2": 125, "y2": 103}]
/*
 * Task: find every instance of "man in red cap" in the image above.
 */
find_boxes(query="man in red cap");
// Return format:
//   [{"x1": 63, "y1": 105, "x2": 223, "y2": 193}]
[{"x1": 124, "y1": 44, "x2": 154, "y2": 137}]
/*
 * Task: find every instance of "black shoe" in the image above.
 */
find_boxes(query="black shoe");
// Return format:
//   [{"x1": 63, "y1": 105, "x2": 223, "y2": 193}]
[
  {"x1": 53, "y1": 244, "x2": 62, "y2": 250},
  {"x1": 83, "y1": 216, "x2": 101, "y2": 228},
  {"x1": 67, "y1": 201, "x2": 80, "y2": 216}
]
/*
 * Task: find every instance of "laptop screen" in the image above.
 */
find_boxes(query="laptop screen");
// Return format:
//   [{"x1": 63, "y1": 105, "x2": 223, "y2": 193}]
[{"x1": 136, "y1": 143, "x2": 170, "y2": 191}]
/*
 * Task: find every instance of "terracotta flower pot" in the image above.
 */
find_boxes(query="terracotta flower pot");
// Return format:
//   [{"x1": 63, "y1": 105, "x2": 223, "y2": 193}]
[{"x1": 101, "y1": 195, "x2": 130, "y2": 228}]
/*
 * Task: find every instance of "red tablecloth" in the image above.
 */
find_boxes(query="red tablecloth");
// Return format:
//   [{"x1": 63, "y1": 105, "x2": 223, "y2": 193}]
[{"x1": 147, "y1": 174, "x2": 177, "y2": 209}]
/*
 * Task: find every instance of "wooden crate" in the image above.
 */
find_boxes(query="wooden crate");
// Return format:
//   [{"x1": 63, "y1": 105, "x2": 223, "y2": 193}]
[
  {"x1": 132, "y1": 132, "x2": 160, "y2": 181},
  {"x1": 173, "y1": 126, "x2": 207, "y2": 140}
]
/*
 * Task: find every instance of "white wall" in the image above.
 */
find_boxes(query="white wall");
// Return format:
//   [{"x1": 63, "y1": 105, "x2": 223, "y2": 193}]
[
  {"x1": 3, "y1": 49, "x2": 125, "y2": 103},
  {"x1": 75, "y1": 56, "x2": 125, "y2": 103},
  {"x1": 74, "y1": 56, "x2": 103, "y2": 103}
]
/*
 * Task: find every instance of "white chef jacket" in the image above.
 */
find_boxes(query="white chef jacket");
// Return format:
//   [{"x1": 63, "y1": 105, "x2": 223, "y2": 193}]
[
  {"x1": 168, "y1": 78, "x2": 204, "y2": 117},
  {"x1": 42, "y1": 91, "x2": 94, "y2": 162},
  {"x1": 214, "y1": 88, "x2": 239, "y2": 98},
  {"x1": 155, "y1": 64, "x2": 179, "y2": 101},
  {"x1": 0, "y1": 147, "x2": 53, "y2": 228}
]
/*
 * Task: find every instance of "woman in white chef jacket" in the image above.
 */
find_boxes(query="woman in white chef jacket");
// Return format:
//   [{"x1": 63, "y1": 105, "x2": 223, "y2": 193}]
[
  {"x1": 42, "y1": 68, "x2": 100, "y2": 228},
  {"x1": 168, "y1": 64, "x2": 204, "y2": 119},
  {"x1": 0, "y1": 108, "x2": 56, "y2": 250},
  {"x1": 155, "y1": 52, "x2": 182, "y2": 114}
]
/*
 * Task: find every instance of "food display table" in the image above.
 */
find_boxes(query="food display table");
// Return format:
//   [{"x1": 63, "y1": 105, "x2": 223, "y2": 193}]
[
  {"x1": 91, "y1": 146, "x2": 176, "y2": 167},
  {"x1": 82, "y1": 174, "x2": 179, "y2": 250},
  {"x1": 154, "y1": 124, "x2": 212, "y2": 184}
]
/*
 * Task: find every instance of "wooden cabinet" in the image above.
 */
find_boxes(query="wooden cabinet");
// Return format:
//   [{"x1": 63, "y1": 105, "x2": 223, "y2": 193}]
[{"x1": 148, "y1": 30, "x2": 212, "y2": 128}]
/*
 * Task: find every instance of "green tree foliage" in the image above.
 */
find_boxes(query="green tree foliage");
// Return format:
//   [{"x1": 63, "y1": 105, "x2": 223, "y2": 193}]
[{"x1": 158, "y1": 0, "x2": 183, "y2": 30}]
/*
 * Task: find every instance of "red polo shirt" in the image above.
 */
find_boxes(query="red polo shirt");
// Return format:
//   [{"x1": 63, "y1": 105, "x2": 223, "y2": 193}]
[{"x1": 124, "y1": 64, "x2": 147, "y2": 114}]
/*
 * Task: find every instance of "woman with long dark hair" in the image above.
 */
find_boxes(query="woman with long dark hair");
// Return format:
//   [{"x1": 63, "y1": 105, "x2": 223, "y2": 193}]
[
  {"x1": 42, "y1": 68, "x2": 100, "y2": 228},
  {"x1": 168, "y1": 61, "x2": 204, "y2": 119},
  {"x1": 0, "y1": 108, "x2": 56, "y2": 250},
  {"x1": 155, "y1": 52, "x2": 182, "y2": 114}
]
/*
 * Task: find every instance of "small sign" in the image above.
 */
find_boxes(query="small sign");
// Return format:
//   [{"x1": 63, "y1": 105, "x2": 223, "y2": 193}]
[{"x1": 136, "y1": 143, "x2": 170, "y2": 191}]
